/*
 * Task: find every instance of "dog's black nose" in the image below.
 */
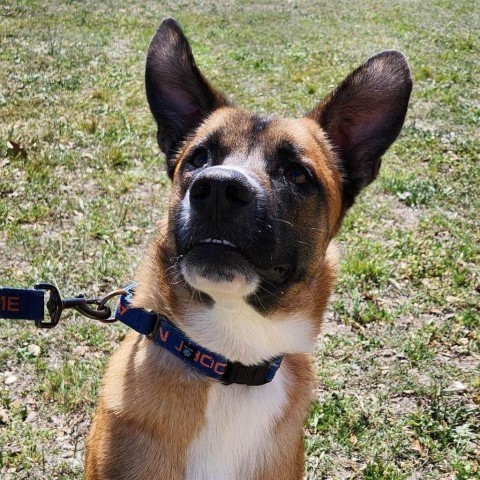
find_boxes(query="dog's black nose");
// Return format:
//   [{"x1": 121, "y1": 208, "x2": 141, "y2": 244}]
[{"x1": 189, "y1": 168, "x2": 256, "y2": 221}]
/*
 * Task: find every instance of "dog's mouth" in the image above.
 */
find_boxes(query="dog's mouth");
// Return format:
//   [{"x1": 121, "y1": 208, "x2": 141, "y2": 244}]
[
  {"x1": 185, "y1": 237, "x2": 251, "y2": 274},
  {"x1": 193, "y1": 237, "x2": 240, "y2": 252},
  {"x1": 186, "y1": 237, "x2": 247, "y2": 265},
  {"x1": 183, "y1": 237, "x2": 292, "y2": 289}
]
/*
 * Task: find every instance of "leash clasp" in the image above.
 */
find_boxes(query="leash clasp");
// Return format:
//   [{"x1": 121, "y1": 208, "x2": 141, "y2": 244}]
[
  {"x1": 34, "y1": 283, "x2": 63, "y2": 328},
  {"x1": 34, "y1": 283, "x2": 126, "y2": 328}
]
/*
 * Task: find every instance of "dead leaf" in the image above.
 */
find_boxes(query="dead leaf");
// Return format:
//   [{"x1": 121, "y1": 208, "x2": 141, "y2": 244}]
[
  {"x1": 7, "y1": 140, "x2": 27, "y2": 158},
  {"x1": 28, "y1": 344, "x2": 41, "y2": 357},
  {"x1": 445, "y1": 381, "x2": 468, "y2": 393},
  {"x1": 446, "y1": 296, "x2": 461, "y2": 304},
  {"x1": 0, "y1": 408, "x2": 10, "y2": 424},
  {"x1": 5, "y1": 374, "x2": 17, "y2": 385},
  {"x1": 411, "y1": 438, "x2": 424, "y2": 454},
  {"x1": 25, "y1": 410, "x2": 37, "y2": 423}
]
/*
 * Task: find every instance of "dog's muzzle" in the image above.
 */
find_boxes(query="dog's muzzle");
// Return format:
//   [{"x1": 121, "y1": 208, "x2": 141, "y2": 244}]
[{"x1": 174, "y1": 166, "x2": 278, "y2": 292}]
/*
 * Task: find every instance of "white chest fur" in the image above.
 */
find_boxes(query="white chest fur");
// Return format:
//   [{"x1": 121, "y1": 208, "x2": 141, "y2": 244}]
[
  {"x1": 181, "y1": 295, "x2": 315, "y2": 365},
  {"x1": 184, "y1": 365, "x2": 288, "y2": 480}
]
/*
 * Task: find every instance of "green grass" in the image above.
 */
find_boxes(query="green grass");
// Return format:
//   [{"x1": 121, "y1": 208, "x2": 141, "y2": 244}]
[{"x1": 1, "y1": 0, "x2": 479, "y2": 478}]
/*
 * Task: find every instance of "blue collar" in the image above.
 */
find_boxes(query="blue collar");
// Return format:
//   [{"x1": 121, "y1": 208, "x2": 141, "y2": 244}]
[
  {"x1": 0, "y1": 284, "x2": 282, "y2": 386},
  {"x1": 115, "y1": 284, "x2": 283, "y2": 386}
]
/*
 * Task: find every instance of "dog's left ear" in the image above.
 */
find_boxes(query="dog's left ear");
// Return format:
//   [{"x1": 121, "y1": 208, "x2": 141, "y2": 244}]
[
  {"x1": 308, "y1": 50, "x2": 412, "y2": 211},
  {"x1": 145, "y1": 18, "x2": 229, "y2": 178}
]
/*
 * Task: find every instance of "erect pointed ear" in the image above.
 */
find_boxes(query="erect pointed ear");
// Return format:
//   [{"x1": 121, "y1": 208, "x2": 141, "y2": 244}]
[
  {"x1": 145, "y1": 18, "x2": 229, "y2": 178},
  {"x1": 308, "y1": 50, "x2": 412, "y2": 211}
]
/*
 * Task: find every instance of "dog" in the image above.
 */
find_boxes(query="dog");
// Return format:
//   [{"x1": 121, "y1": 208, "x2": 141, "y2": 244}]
[{"x1": 85, "y1": 17, "x2": 411, "y2": 480}]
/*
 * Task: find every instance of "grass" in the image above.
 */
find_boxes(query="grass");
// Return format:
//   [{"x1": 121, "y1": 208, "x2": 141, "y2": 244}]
[{"x1": 1, "y1": 0, "x2": 479, "y2": 478}]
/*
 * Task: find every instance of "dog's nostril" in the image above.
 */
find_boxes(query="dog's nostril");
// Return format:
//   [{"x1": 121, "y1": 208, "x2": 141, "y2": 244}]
[
  {"x1": 190, "y1": 181, "x2": 211, "y2": 200},
  {"x1": 225, "y1": 184, "x2": 253, "y2": 205}
]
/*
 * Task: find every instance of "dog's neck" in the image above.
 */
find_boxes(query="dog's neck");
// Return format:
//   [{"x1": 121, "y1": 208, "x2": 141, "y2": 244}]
[{"x1": 178, "y1": 294, "x2": 316, "y2": 365}]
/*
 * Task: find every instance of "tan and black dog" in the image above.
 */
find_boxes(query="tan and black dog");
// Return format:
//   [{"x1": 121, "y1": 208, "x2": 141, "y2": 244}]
[{"x1": 85, "y1": 18, "x2": 411, "y2": 480}]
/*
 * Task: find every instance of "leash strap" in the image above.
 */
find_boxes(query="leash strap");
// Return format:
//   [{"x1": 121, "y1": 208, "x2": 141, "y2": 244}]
[
  {"x1": 115, "y1": 284, "x2": 283, "y2": 386},
  {"x1": 0, "y1": 287, "x2": 45, "y2": 321}
]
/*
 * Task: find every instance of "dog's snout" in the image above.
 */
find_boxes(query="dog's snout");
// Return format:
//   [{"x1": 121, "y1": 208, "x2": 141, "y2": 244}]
[{"x1": 189, "y1": 168, "x2": 256, "y2": 220}]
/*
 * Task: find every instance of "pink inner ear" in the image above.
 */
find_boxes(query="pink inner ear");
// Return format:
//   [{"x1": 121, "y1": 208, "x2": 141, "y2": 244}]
[{"x1": 338, "y1": 103, "x2": 394, "y2": 152}]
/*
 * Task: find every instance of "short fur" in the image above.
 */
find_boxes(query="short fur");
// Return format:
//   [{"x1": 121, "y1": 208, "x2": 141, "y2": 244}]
[{"x1": 85, "y1": 18, "x2": 411, "y2": 480}]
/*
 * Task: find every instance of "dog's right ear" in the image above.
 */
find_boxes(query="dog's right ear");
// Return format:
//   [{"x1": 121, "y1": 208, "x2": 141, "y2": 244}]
[{"x1": 145, "y1": 18, "x2": 228, "y2": 178}]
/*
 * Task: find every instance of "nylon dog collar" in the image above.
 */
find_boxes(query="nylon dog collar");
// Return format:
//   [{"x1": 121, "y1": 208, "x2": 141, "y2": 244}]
[{"x1": 115, "y1": 284, "x2": 283, "y2": 386}]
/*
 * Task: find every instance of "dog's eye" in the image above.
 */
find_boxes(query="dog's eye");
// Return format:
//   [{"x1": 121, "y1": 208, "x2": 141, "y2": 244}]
[
  {"x1": 284, "y1": 165, "x2": 310, "y2": 185},
  {"x1": 190, "y1": 149, "x2": 209, "y2": 168}
]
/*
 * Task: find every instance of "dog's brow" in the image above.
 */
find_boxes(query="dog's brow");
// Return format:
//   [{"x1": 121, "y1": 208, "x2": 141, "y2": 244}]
[
  {"x1": 198, "y1": 130, "x2": 221, "y2": 148},
  {"x1": 271, "y1": 140, "x2": 304, "y2": 163},
  {"x1": 277, "y1": 140, "x2": 301, "y2": 155},
  {"x1": 252, "y1": 116, "x2": 271, "y2": 133}
]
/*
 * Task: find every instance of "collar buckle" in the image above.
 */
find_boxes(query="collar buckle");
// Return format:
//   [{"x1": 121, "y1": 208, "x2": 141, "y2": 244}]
[{"x1": 222, "y1": 358, "x2": 280, "y2": 386}]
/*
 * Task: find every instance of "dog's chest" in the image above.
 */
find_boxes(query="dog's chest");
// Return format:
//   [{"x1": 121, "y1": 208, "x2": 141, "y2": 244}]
[{"x1": 184, "y1": 366, "x2": 288, "y2": 480}]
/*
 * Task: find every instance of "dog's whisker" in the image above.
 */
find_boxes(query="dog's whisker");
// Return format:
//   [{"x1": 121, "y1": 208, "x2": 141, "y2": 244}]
[
  {"x1": 256, "y1": 283, "x2": 282, "y2": 300},
  {"x1": 271, "y1": 217, "x2": 294, "y2": 227},
  {"x1": 252, "y1": 292, "x2": 268, "y2": 314}
]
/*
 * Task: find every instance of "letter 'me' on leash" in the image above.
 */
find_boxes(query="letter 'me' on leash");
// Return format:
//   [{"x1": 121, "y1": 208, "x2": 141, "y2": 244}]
[{"x1": 85, "y1": 18, "x2": 412, "y2": 480}]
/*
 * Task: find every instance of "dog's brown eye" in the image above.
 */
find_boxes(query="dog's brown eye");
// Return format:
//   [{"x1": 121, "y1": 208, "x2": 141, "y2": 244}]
[
  {"x1": 285, "y1": 165, "x2": 310, "y2": 185},
  {"x1": 190, "y1": 149, "x2": 209, "y2": 168}
]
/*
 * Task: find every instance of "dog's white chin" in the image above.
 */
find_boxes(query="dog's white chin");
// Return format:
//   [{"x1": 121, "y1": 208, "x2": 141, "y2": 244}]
[{"x1": 180, "y1": 264, "x2": 259, "y2": 299}]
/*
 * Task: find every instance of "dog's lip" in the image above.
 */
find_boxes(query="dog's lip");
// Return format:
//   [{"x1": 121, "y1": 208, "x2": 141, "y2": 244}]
[
  {"x1": 186, "y1": 240, "x2": 292, "y2": 286},
  {"x1": 186, "y1": 237, "x2": 245, "y2": 257},
  {"x1": 186, "y1": 237, "x2": 250, "y2": 264},
  {"x1": 198, "y1": 238, "x2": 239, "y2": 248}
]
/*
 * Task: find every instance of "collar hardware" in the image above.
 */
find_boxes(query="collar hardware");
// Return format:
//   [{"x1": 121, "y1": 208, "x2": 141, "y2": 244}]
[{"x1": 222, "y1": 359, "x2": 280, "y2": 386}]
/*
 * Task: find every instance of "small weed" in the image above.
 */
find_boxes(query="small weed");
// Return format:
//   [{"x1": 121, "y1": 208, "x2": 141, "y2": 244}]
[
  {"x1": 453, "y1": 459, "x2": 480, "y2": 480},
  {"x1": 402, "y1": 334, "x2": 433, "y2": 364},
  {"x1": 105, "y1": 144, "x2": 127, "y2": 168},
  {"x1": 37, "y1": 358, "x2": 101, "y2": 413},
  {"x1": 407, "y1": 394, "x2": 476, "y2": 456},
  {"x1": 362, "y1": 460, "x2": 406, "y2": 480},
  {"x1": 458, "y1": 309, "x2": 480, "y2": 330},
  {"x1": 357, "y1": 330, "x2": 382, "y2": 351},
  {"x1": 91, "y1": 89, "x2": 108, "y2": 100},
  {"x1": 382, "y1": 175, "x2": 436, "y2": 207},
  {"x1": 334, "y1": 295, "x2": 392, "y2": 325},
  {"x1": 342, "y1": 249, "x2": 389, "y2": 288},
  {"x1": 308, "y1": 395, "x2": 369, "y2": 447},
  {"x1": 81, "y1": 117, "x2": 98, "y2": 134},
  {"x1": 415, "y1": 65, "x2": 434, "y2": 81}
]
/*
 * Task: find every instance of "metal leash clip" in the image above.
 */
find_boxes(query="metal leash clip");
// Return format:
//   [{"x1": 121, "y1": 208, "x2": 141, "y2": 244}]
[{"x1": 33, "y1": 283, "x2": 127, "y2": 328}]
